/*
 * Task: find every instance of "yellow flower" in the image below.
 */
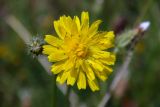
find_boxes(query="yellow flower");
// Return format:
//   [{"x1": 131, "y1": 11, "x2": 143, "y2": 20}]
[{"x1": 43, "y1": 11, "x2": 116, "y2": 91}]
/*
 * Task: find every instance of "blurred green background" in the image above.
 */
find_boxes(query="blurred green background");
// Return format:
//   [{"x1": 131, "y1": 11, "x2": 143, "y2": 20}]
[{"x1": 0, "y1": 0, "x2": 160, "y2": 107}]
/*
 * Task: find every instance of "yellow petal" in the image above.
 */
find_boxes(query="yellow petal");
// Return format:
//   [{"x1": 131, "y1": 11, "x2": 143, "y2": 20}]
[
  {"x1": 98, "y1": 40, "x2": 114, "y2": 50},
  {"x1": 43, "y1": 45, "x2": 58, "y2": 55},
  {"x1": 60, "y1": 16, "x2": 72, "y2": 35},
  {"x1": 44, "y1": 35, "x2": 62, "y2": 47},
  {"x1": 92, "y1": 50, "x2": 116, "y2": 65},
  {"x1": 77, "y1": 71, "x2": 86, "y2": 89},
  {"x1": 92, "y1": 50, "x2": 110, "y2": 59},
  {"x1": 87, "y1": 59, "x2": 104, "y2": 72},
  {"x1": 63, "y1": 58, "x2": 75, "y2": 71},
  {"x1": 51, "y1": 61, "x2": 66, "y2": 74},
  {"x1": 67, "y1": 69, "x2": 78, "y2": 86},
  {"x1": 81, "y1": 61, "x2": 95, "y2": 81},
  {"x1": 56, "y1": 71, "x2": 68, "y2": 84},
  {"x1": 89, "y1": 31, "x2": 115, "y2": 50},
  {"x1": 104, "y1": 31, "x2": 115, "y2": 39},
  {"x1": 88, "y1": 20, "x2": 102, "y2": 38},
  {"x1": 65, "y1": 16, "x2": 78, "y2": 35},
  {"x1": 48, "y1": 50, "x2": 67, "y2": 62},
  {"x1": 95, "y1": 70, "x2": 108, "y2": 81},
  {"x1": 54, "y1": 20, "x2": 67, "y2": 39},
  {"x1": 88, "y1": 79, "x2": 99, "y2": 91},
  {"x1": 74, "y1": 16, "x2": 81, "y2": 31},
  {"x1": 59, "y1": 16, "x2": 78, "y2": 36},
  {"x1": 99, "y1": 31, "x2": 115, "y2": 50},
  {"x1": 81, "y1": 11, "x2": 89, "y2": 29},
  {"x1": 99, "y1": 53, "x2": 116, "y2": 65},
  {"x1": 75, "y1": 59, "x2": 83, "y2": 68}
]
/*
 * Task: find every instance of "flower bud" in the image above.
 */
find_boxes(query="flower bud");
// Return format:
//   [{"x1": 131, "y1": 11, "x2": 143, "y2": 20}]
[{"x1": 28, "y1": 35, "x2": 45, "y2": 57}]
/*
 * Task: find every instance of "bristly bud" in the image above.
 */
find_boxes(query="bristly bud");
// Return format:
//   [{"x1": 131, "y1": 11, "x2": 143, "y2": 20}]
[{"x1": 28, "y1": 35, "x2": 45, "y2": 57}]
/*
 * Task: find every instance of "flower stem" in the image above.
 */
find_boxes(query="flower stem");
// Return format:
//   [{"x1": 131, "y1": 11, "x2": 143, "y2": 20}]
[
  {"x1": 65, "y1": 87, "x2": 71, "y2": 107},
  {"x1": 53, "y1": 75, "x2": 57, "y2": 107}
]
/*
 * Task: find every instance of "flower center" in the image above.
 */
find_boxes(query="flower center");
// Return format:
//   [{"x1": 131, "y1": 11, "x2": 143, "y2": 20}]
[
  {"x1": 64, "y1": 37, "x2": 88, "y2": 58},
  {"x1": 75, "y1": 44, "x2": 88, "y2": 58}
]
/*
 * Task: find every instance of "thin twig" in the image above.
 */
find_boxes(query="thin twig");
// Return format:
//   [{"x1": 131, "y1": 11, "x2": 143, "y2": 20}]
[{"x1": 5, "y1": 15, "x2": 31, "y2": 43}]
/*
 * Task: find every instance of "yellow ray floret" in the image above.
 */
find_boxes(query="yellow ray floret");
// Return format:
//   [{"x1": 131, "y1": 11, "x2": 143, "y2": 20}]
[{"x1": 43, "y1": 11, "x2": 116, "y2": 91}]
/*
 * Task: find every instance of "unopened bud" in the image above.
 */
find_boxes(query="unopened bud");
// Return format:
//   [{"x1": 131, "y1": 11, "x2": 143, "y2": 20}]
[{"x1": 28, "y1": 35, "x2": 45, "y2": 57}]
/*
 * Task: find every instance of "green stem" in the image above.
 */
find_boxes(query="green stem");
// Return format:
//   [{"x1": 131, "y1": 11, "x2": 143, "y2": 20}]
[
  {"x1": 53, "y1": 75, "x2": 57, "y2": 107},
  {"x1": 65, "y1": 87, "x2": 71, "y2": 107},
  {"x1": 66, "y1": 87, "x2": 71, "y2": 99}
]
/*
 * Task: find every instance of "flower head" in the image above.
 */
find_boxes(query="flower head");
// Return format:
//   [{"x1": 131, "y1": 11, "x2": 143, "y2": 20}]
[{"x1": 43, "y1": 11, "x2": 116, "y2": 91}]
